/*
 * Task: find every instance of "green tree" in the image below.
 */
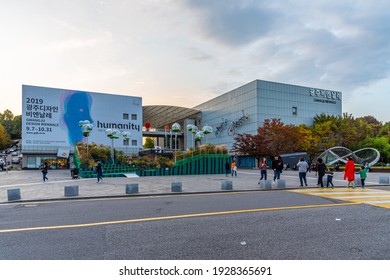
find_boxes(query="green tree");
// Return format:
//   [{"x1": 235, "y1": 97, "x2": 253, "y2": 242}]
[
  {"x1": 10, "y1": 115, "x2": 22, "y2": 139},
  {"x1": 356, "y1": 136, "x2": 390, "y2": 163},
  {"x1": 0, "y1": 123, "x2": 11, "y2": 150},
  {"x1": 144, "y1": 137, "x2": 155, "y2": 149}
]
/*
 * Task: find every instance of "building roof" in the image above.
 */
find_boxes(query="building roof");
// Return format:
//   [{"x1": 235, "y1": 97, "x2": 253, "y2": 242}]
[{"x1": 143, "y1": 105, "x2": 200, "y2": 129}]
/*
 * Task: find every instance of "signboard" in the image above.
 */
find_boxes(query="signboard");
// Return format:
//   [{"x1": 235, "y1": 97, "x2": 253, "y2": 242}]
[{"x1": 22, "y1": 85, "x2": 142, "y2": 150}]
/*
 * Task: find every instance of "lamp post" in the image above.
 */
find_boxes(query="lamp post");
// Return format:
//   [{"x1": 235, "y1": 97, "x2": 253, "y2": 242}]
[
  {"x1": 122, "y1": 131, "x2": 131, "y2": 155},
  {"x1": 172, "y1": 123, "x2": 181, "y2": 162},
  {"x1": 202, "y1": 125, "x2": 213, "y2": 144},
  {"x1": 79, "y1": 120, "x2": 93, "y2": 159},
  {"x1": 172, "y1": 123, "x2": 181, "y2": 150},
  {"x1": 105, "y1": 128, "x2": 120, "y2": 163}
]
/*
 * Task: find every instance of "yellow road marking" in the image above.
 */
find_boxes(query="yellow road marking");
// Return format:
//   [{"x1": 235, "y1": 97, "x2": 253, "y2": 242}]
[{"x1": 0, "y1": 202, "x2": 360, "y2": 233}]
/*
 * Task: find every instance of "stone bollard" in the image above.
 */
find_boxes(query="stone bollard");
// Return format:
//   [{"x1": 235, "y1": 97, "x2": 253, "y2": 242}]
[
  {"x1": 260, "y1": 180, "x2": 272, "y2": 190},
  {"x1": 171, "y1": 182, "x2": 182, "y2": 192},
  {"x1": 7, "y1": 189, "x2": 21, "y2": 201},
  {"x1": 64, "y1": 185, "x2": 79, "y2": 197},
  {"x1": 221, "y1": 180, "x2": 233, "y2": 190},
  {"x1": 126, "y1": 184, "x2": 139, "y2": 194},
  {"x1": 379, "y1": 176, "x2": 389, "y2": 184},
  {"x1": 274, "y1": 179, "x2": 286, "y2": 189}
]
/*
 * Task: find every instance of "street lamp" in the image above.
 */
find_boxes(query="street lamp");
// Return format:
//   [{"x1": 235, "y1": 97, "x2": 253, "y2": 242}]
[
  {"x1": 202, "y1": 125, "x2": 213, "y2": 143},
  {"x1": 122, "y1": 131, "x2": 131, "y2": 155},
  {"x1": 79, "y1": 120, "x2": 93, "y2": 159},
  {"x1": 105, "y1": 128, "x2": 120, "y2": 163},
  {"x1": 172, "y1": 123, "x2": 181, "y2": 150}
]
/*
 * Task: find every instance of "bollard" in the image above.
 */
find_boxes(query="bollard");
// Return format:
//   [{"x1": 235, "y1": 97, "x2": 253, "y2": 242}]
[
  {"x1": 221, "y1": 180, "x2": 233, "y2": 190},
  {"x1": 379, "y1": 176, "x2": 389, "y2": 184},
  {"x1": 64, "y1": 185, "x2": 79, "y2": 197},
  {"x1": 171, "y1": 182, "x2": 182, "y2": 192},
  {"x1": 126, "y1": 184, "x2": 139, "y2": 194},
  {"x1": 7, "y1": 189, "x2": 21, "y2": 201},
  {"x1": 260, "y1": 180, "x2": 272, "y2": 190},
  {"x1": 274, "y1": 179, "x2": 286, "y2": 189}
]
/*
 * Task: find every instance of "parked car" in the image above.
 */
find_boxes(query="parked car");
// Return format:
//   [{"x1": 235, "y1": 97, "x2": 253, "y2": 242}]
[{"x1": 11, "y1": 157, "x2": 21, "y2": 164}]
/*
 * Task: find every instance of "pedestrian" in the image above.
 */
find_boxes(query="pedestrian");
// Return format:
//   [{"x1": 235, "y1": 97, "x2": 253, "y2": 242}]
[
  {"x1": 325, "y1": 168, "x2": 334, "y2": 188},
  {"x1": 344, "y1": 156, "x2": 356, "y2": 188},
  {"x1": 315, "y1": 158, "x2": 326, "y2": 188},
  {"x1": 225, "y1": 159, "x2": 230, "y2": 177},
  {"x1": 271, "y1": 155, "x2": 283, "y2": 182},
  {"x1": 40, "y1": 162, "x2": 49, "y2": 182},
  {"x1": 258, "y1": 157, "x2": 267, "y2": 183},
  {"x1": 296, "y1": 157, "x2": 309, "y2": 187},
  {"x1": 231, "y1": 160, "x2": 237, "y2": 177},
  {"x1": 96, "y1": 160, "x2": 103, "y2": 182},
  {"x1": 358, "y1": 166, "x2": 367, "y2": 189}
]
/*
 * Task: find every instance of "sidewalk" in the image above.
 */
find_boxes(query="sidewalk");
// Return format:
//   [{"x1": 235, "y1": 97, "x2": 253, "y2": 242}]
[{"x1": 0, "y1": 169, "x2": 389, "y2": 203}]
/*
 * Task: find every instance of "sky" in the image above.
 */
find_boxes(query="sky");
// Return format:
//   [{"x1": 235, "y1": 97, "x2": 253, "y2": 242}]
[{"x1": 1, "y1": 0, "x2": 390, "y2": 122}]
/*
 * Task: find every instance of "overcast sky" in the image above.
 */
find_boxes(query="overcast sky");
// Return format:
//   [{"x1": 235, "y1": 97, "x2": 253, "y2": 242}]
[{"x1": 1, "y1": 0, "x2": 389, "y2": 122}]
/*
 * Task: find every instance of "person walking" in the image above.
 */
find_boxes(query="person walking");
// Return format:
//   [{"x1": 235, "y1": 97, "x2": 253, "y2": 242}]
[
  {"x1": 96, "y1": 160, "x2": 103, "y2": 183},
  {"x1": 358, "y1": 166, "x2": 367, "y2": 189},
  {"x1": 315, "y1": 158, "x2": 326, "y2": 188},
  {"x1": 225, "y1": 159, "x2": 230, "y2": 177},
  {"x1": 296, "y1": 157, "x2": 309, "y2": 187},
  {"x1": 271, "y1": 155, "x2": 283, "y2": 182},
  {"x1": 40, "y1": 162, "x2": 49, "y2": 182},
  {"x1": 325, "y1": 168, "x2": 334, "y2": 188},
  {"x1": 258, "y1": 157, "x2": 267, "y2": 183},
  {"x1": 344, "y1": 156, "x2": 356, "y2": 188},
  {"x1": 231, "y1": 160, "x2": 237, "y2": 177}
]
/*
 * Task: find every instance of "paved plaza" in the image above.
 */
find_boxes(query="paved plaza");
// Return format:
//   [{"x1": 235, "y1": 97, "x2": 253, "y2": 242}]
[{"x1": 1, "y1": 168, "x2": 389, "y2": 203}]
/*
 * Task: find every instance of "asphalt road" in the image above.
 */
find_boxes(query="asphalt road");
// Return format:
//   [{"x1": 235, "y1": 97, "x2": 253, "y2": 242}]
[{"x1": 1, "y1": 191, "x2": 390, "y2": 260}]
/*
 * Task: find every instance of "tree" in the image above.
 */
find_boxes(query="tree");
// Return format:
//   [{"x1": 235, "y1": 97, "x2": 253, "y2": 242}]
[
  {"x1": 232, "y1": 118, "x2": 302, "y2": 162},
  {"x1": 0, "y1": 123, "x2": 11, "y2": 150},
  {"x1": 297, "y1": 124, "x2": 322, "y2": 165},
  {"x1": 0, "y1": 110, "x2": 21, "y2": 140},
  {"x1": 144, "y1": 137, "x2": 155, "y2": 149}
]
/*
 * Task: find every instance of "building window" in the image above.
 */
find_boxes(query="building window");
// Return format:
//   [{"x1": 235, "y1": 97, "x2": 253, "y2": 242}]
[
  {"x1": 123, "y1": 139, "x2": 129, "y2": 146},
  {"x1": 131, "y1": 114, "x2": 137, "y2": 120},
  {"x1": 292, "y1": 107, "x2": 297, "y2": 116},
  {"x1": 123, "y1": 113, "x2": 129, "y2": 120},
  {"x1": 132, "y1": 140, "x2": 137, "y2": 146}
]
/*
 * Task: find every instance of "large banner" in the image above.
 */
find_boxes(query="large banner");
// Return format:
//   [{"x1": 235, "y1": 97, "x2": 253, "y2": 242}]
[{"x1": 22, "y1": 85, "x2": 142, "y2": 150}]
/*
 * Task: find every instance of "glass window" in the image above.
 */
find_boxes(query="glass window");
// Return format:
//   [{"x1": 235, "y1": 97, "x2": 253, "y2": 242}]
[
  {"x1": 292, "y1": 107, "x2": 298, "y2": 116},
  {"x1": 131, "y1": 140, "x2": 137, "y2": 146},
  {"x1": 131, "y1": 114, "x2": 137, "y2": 120},
  {"x1": 123, "y1": 139, "x2": 129, "y2": 146},
  {"x1": 123, "y1": 113, "x2": 129, "y2": 120}
]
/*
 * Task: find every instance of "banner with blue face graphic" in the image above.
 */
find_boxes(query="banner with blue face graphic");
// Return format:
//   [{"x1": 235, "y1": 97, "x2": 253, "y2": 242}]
[{"x1": 22, "y1": 85, "x2": 142, "y2": 151}]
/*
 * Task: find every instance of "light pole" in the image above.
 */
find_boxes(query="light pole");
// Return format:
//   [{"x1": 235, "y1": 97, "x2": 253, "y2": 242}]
[
  {"x1": 79, "y1": 120, "x2": 93, "y2": 160},
  {"x1": 172, "y1": 123, "x2": 181, "y2": 162},
  {"x1": 172, "y1": 123, "x2": 181, "y2": 150},
  {"x1": 202, "y1": 125, "x2": 213, "y2": 144},
  {"x1": 122, "y1": 131, "x2": 131, "y2": 155},
  {"x1": 105, "y1": 128, "x2": 120, "y2": 163}
]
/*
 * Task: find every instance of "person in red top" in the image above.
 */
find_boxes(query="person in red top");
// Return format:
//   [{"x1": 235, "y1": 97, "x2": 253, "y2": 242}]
[{"x1": 344, "y1": 156, "x2": 356, "y2": 188}]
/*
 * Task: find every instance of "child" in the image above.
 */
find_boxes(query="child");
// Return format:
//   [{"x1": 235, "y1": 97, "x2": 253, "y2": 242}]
[
  {"x1": 231, "y1": 160, "x2": 237, "y2": 177},
  {"x1": 359, "y1": 166, "x2": 367, "y2": 188},
  {"x1": 325, "y1": 168, "x2": 334, "y2": 188}
]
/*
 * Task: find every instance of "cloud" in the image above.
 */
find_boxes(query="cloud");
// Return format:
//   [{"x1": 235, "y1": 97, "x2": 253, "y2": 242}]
[{"x1": 183, "y1": 0, "x2": 277, "y2": 46}]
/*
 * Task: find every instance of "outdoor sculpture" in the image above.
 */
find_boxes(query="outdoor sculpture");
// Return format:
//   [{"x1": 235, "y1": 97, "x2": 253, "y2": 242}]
[{"x1": 319, "y1": 146, "x2": 380, "y2": 166}]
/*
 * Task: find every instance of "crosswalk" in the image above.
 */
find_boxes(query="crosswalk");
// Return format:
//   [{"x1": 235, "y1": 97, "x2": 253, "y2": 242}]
[{"x1": 289, "y1": 187, "x2": 390, "y2": 209}]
